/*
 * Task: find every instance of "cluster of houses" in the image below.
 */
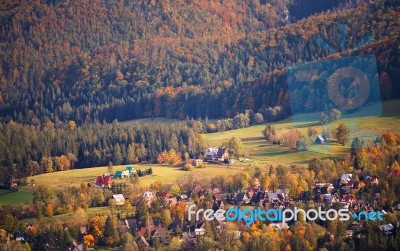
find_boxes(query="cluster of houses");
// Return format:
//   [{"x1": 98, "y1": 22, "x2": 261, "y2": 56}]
[
  {"x1": 114, "y1": 166, "x2": 137, "y2": 179},
  {"x1": 95, "y1": 166, "x2": 137, "y2": 188},
  {"x1": 10, "y1": 169, "x2": 400, "y2": 250},
  {"x1": 107, "y1": 172, "x2": 396, "y2": 248}
]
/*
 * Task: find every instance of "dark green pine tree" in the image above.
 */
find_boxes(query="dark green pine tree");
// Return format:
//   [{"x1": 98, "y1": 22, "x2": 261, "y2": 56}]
[
  {"x1": 103, "y1": 216, "x2": 120, "y2": 247},
  {"x1": 112, "y1": 143, "x2": 123, "y2": 165}
]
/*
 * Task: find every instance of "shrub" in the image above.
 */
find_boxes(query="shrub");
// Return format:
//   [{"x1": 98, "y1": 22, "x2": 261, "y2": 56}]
[{"x1": 182, "y1": 164, "x2": 194, "y2": 171}]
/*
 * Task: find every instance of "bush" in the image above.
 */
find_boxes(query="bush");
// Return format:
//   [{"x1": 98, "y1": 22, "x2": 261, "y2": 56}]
[
  {"x1": 296, "y1": 137, "x2": 311, "y2": 151},
  {"x1": 17, "y1": 178, "x2": 28, "y2": 186},
  {"x1": 182, "y1": 164, "x2": 194, "y2": 171},
  {"x1": 253, "y1": 113, "x2": 264, "y2": 124}
]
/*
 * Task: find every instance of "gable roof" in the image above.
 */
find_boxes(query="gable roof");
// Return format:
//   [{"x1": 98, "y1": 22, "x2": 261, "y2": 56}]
[
  {"x1": 315, "y1": 135, "x2": 325, "y2": 143},
  {"x1": 112, "y1": 194, "x2": 125, "y2": 205},
  {"x1": 217, "y1": 148, "x2": 228, "y2": 158},
  {"x1": 236, "y1": 192, "x2": 245, "y2": 201},
  {"x1": 340, "y1": 174, "x2": 353, "y2": 183},
  {"x1": 96, "y1": 175, "x2": 112, "y2": 186},
  {"x1": 151, "y1": 227, "x2": 169, "y2": 243}
]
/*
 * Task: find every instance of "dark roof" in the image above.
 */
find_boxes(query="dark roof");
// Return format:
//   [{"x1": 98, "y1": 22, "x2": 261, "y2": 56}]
[
  {"x1": 315, "y1": 135, "x2": 325, "y2": 143},
  {"x1": 300, "y1": 191, "x2": 310, "y2": 201},
  {"x1": 153, "y1": 218, "x2": 161, "y2": 227},
  {"x1": 236, "y1": 192, "x2": 245, "y2": 201},
  {"x1": 189, "y1": 221, "x2": 204, "y2": 232},
  {"x1": 217, "y1": 148, "x2": 228, "y2": 158},
  {"x1": 151, "y1": 227, "x2": 169, "y2": 243},
  {"x1": 169, "y1": 220, "x2": 182, "y2": 231},
  {"x1": 183, "y1": 240, "x2": 196, "y2": 251}
]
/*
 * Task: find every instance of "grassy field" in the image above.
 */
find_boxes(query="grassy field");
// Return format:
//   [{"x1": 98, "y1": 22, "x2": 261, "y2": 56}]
[
  {"x1": 0, "y1": 190, "x2": 33, "y2": 206},
  {"x1": 206, "y1": 99, "x2": 400, "y2": 166},
  {"x1": 30, "y1": 164, "x2": 242, "y2": 189},
  {"x1": 20, "y1": 207, "x2": 110, "y2": 225}
]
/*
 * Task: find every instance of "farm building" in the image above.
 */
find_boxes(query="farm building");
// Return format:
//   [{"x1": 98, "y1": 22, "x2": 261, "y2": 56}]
[
  {"x1": 95, "y1": 175, "x2": 112, "y2": 188},
  {"x1": 191, "y1": 159, "x2": 203, "y2": 167},
  {"x1": 115, "y1": 170, "x2": 130, "y2": 179},
  {"x1": 217, "y1": 148, "x2": 229, "y2": 161},
  {"x1": 112, "y1": 194, "x2": 125, "y2": 206},
  {"x1": 206, "y1": 147, "x2": 229, "y2": 161},
  {"x1": 126, "y1": 166, "x2": 137, "y2": 174},
  {"x1": 315, "y1": 135, "x2": 325, "y2": 144}
]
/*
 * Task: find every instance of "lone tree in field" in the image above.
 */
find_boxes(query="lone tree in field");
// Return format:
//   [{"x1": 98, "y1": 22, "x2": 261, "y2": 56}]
[
  {"x1": 262, "y1": 124, "x2": 276, "y2": 143},
  {"x1": 228, "y1": 136, "x2": 243, "y2": 160},
  {"x1": 107, "y1": 161, "x2": 114, "y2": 174},
  {"x1": 336, "y1": 123, "x2": 349, "y2": 145}
]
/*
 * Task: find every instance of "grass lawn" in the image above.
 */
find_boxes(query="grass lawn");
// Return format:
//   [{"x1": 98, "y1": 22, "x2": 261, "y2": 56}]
[
  {"x1": 30, "y1": 164, "x2": 242, "y2": 189},
  {"x1": 20, "y1": 207, "x2": 111, "y2": 225},
  {"x1": 206, "y1": 99, "x2": 400, "y2": 166},
  {"x1": 0, "y1": 190, "x2": 33, "y2": 206}
]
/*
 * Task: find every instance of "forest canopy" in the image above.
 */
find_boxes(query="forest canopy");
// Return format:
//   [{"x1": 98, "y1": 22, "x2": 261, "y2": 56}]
[{"x1": 0, "y1": 0, "x2": 398, "y2": 124}]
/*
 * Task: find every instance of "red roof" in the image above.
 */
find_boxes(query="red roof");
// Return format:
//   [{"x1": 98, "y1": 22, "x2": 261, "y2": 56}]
[{"x1": 96, "y1": 175, "x2": 112, "y2": 187}]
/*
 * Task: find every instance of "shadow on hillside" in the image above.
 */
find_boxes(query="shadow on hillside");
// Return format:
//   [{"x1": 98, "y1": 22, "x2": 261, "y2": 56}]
[{"x1": 293, "y1": 122, "x2": 320, "y2": 128}]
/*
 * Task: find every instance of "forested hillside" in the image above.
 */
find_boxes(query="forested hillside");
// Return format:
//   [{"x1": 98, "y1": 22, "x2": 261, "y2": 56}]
[
  {"x1": 0, "y1": 119, "x2": 207, "y2": 180},
  {"x1": 1, "y1": 0, "x2": 397, "y2": 124}
]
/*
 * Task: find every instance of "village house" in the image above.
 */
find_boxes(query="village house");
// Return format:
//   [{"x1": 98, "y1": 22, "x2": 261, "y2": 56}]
[
  {"x1": 379, "y1": 223, "x2": 394, "y2": 235},
  {"x1": 364, "y1": 176, "x2": 379, "y2": 186},
  {"x1": 188, "y1": 222, "x2": 205, "y2": 237},
  {"x1": 112, "y1": 194, "x2": 125, "y2": 206},
  {"x1": 143, "y1": 191, "x2": 154, "y2": 201},
  {"x1": 236, "y1": 192, "x2": 250, "y2": 205},
  {"x1": 191, "y1": 159, "x2": 203, "y2": 167},
  {"x1": 114, "y1": 170, "x2": 130, "y2": 179},
  {"x1": 125, "y1": 166, "x2": 137, "y2": 174},
  {"x1": 122, "y1": 218, "x2": 139, "y2": 232},
  {"x1": 315, "y1": 135, "x2": 326, "y2": 144},
  {"x1": 95, "y1": 175, "x2": 112, "y2": 188},
  {"x1": 206, "y1": 148, "x2": 218, "y2": 160},
  {"x1": 150, "y1": 227, "x2": 169, "y2": 244},
  {"x1": 340, "y1": 174, "x2": 353, "y2": 186},
  {"x1": 216, "y1": 148, "x2": 229, "y2": 161},
  {"x1": 205, "y1": 147, "x2": 229, "y2": 161}
]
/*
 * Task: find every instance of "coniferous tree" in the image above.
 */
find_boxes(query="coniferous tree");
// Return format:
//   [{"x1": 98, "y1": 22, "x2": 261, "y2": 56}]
[{"x1": 103, "y1": 216, "x2": 120, "y2": 247}]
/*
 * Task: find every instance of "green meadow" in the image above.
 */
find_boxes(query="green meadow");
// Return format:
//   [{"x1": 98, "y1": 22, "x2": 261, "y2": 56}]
[{"x1": 30, "y1": 164, "x2": 242, "y2": 189}]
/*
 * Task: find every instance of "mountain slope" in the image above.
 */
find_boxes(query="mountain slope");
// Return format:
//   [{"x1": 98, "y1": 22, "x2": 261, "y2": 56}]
[{"x1": 0, "y1": 0, "x2": 398, "y2": 124}]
